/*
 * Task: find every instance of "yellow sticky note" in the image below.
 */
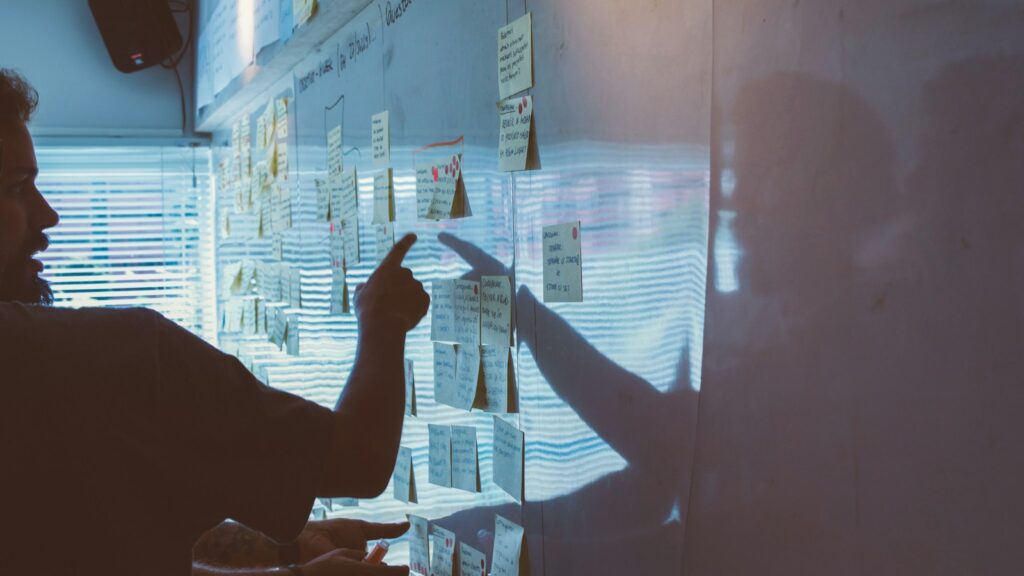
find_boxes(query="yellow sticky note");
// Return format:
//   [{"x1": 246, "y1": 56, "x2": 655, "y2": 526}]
[
  {"x1": 327, "y1": 125, "x2": 343, "y2": 176},
  {"x1": 293, "y1": 0, "x2": 317, "y2": 26},
  {"x1": 372, "y1": 111, "x2": 390, "y2": 167},
  {"x1": 276, "y1": 142, "x2": 288, "y2": 181},
  {"x1": 428, "y1": 423, "x2": 452, "y2": 488},
  {"x1": 497, "y1": 13, "x2": 533, "y2": 99},
  {"x1": 542, "y1": 221, "x2": 583, "y2": 302},
  {"x1": 492, "y1": 515, "x2": 525, "y2": 576},
  {"x1": 493, "y1": 416, "x2": 524, "y2": 501}
]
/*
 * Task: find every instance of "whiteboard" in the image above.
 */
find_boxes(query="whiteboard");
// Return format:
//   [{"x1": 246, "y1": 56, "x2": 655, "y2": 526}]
[{"x1": 212, "y1": 0, "x2": 710, "y2": 574}]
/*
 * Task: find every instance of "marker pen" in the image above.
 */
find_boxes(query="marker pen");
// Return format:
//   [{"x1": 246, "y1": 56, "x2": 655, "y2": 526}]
[{"x1": 364, "y1": 539, "x2": 390, "y2": 564}]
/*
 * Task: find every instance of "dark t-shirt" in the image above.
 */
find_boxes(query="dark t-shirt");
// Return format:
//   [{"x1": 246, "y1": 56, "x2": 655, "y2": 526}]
[{"x1": 0, "y1": 303, "x2": 335, "y2": 575}]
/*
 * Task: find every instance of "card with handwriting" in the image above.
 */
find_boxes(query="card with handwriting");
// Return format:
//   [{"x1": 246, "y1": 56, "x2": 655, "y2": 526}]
[
  {"x1": 499, "y1": 95, "x2": 538, "y2": 172},
  {"x1": 288, "y1": 265, "x2": 302, "y2": 309},
  {"x1": 405, "y1": 358, "x2": 417, "y2": 416},
  {"x1": 481, "y1": 347, "x2": 517, "y2": 413},
  {"x1": 375, "y1": 222, "x2": 395, "y2": 266},
  {"x1": 275, "y1": 97, "x2": 289, "y2": 139},
  {"x1": 542, "y1": 221, "x2": 583, "y2": 302},
  {"x1": 372, "y1": 111, "x2": 390, "y2": 167},
  {"x1": 315, "y1": 178, "x2": 330, "y2": 221},
  {"x1": 491, "y1": 515, "x2": 525, "y2": 576},
  {"x1": 451, "y1": 425, "x2": 480, "y2": 492},
  {"x1": 372, "y1": 168, "x2": 394, "y2": 223},
  {"x1": 493, "y1": 416, "x2": 524, "y2": 501},
  {"x1": 330, "y1": 266, "x2": 349, "y2": 314},
  {"x1": 428, "y1": 424, "x2": 452, "y2": 488},
  {"x1": 453, "y1": 280, "x2": 481, "y2": 347},
  {"x1": 460, "y1": 543, "x2": 487, "y2": 576},
  {"x1": 330, "y1": 169, "x2": 360, "y2": 266},
  {"x1": 452, "y1": 344, "x2": 482, "y2": 411},
  {"x1": 327, "y1": 124, "x2": 343, "y2": 176},
  {"x1": 429, "y1": 524, "x2": 456, "y2": 576},
  {"x1": 415, "y1": 162, "x2": 434, "y2": 220},
  {"x1": 481, "y1": 275, "x2": 513, "y2": 346},
  {"x1": 407, "y1": 515, "x2": 430, "y2": 576},
  {"x1": 433, "y1": 342, "x2": 459, "y2": 408},
  {"x1": 393, "y1": 446, "x2": 417, "y2": 503},
  {"x1": 427, "y1": 154, "x2": 460, "y2": 219},
  {"x1": 498, "y1": 12, "x2": 533, "y2": 99},
  {"x1": 431, "y1": 279, "x2": 456, "y2": 342},
  {"x1": 275, "y1": 142, "x2": 288, "y2": 181}
]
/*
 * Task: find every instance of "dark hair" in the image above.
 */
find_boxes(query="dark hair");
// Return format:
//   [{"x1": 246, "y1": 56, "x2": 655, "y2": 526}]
[{"x1": 0, "y1": 68, "x2": 39, "y2": 123}]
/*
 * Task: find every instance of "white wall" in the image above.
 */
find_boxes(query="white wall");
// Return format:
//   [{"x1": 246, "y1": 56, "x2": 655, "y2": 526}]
[{"x1": 0, "y1": 0, "x2": 196, "y2": 137}]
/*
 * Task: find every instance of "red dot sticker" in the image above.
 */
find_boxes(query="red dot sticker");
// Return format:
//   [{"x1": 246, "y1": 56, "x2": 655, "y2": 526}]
[
  {"x1": 473, "y1": 285, "x2": 478, "y2": 295},
  {"x1": 572, "y1": 227, "x2": 578, "y2": 239},
  {"x1": 518, "y1": 102, "x2": 523, "y2": 114},
  {"x1": 445, "y1": 165, "x2": 450, "y2": 175},
  {"x1": 432, "y1": 166, "x2": 439, "y2": 181}
]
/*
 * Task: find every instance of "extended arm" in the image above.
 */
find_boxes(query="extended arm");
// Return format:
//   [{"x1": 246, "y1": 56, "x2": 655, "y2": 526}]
[{"x1": 318, "y1": 235, "x2": 429, "y2": 497}]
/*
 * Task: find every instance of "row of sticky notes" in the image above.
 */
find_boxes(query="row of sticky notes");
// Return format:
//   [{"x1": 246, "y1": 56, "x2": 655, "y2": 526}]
[
  {"x1": 431, "y1": 277, "x2": 513, "y2": 347},
  {"x1": 392, "y1": 415, "x2": 524, "y2": 503},
  {"x1": 406, "y1": 514, "x2": 524, "y2": 576}
]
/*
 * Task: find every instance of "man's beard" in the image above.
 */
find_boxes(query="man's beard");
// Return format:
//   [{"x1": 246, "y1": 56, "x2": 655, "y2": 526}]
[{"x1": 0, "y1": 234, "x2": 54, "y2": 305}]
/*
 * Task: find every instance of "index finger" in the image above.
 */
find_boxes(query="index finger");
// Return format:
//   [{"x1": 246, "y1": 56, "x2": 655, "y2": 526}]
[
  {"x1": 361, "y1": 520, "x2": 410, "y2": 540},
  {"x1": 379, "y1": 233, "x2": 417, "y2": 269}
]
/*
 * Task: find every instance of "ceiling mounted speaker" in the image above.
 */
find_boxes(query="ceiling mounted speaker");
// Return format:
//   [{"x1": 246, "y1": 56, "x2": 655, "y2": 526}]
[{"x1": 89, "y1": 0, "x2": 182, "y2": 73}]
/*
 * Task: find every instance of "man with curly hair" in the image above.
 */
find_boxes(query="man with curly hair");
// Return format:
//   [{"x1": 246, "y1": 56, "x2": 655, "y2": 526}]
[{"x1": 0, "y1": 68, "x2": 426, "y2": 576}]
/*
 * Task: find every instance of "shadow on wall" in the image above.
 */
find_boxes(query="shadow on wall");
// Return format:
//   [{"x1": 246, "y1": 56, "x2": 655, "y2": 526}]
[
  {"x1": 687, "y1": 59, "x2": 1024, "y2": 575},
  {"x1": 434, "y1": 232, "x2": 699, "y2": 575}
]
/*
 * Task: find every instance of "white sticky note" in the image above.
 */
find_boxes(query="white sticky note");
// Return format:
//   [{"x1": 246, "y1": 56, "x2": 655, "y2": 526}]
[
  {"x1": 407, "y1": 514, "x2": 430, "y2": 576},
  {"x1": 451, "y1": 425, "x2": 480, "y2": 492},
  {"x1": 375, "y1": 222, "x2": 395, "y2": 266},
  {"x1": 330, "y1": 169, "x2": 360, "y2": 266},
  {"x1": 315, "y1": 178, "x2": 330, "y2": 221},
  {"x1": 330, "y1": 266, "x2": 349, "y2": 315},
  {"x1": 482, "y1": 346, "x2": 517, "y2": 413},
  {"x1": 288, "y1": 265, "x2": 302, "y2": 309},
  {"x1": 498, "y1": 95, "x2": 535, "y2": 172},
  {"x1": 481, "y1": 275, "x2": 513, "y2": 347},
  {"x1": 427, "y1": 154, "x2": 463, "y2": 220},
  {"x1": 405, "y1": 358, "x2": 417, "y2": 416},
  {"x1": 542, "y1": 221, "x2": 583, "y2": 303},
  {"x1": 453, "y1": 280, "x2": 481, "y2": 347},
  {"x1": 393, "y1": 446, "x2": 416, "y2": 503},
  {"x1": 428, "y1": 424, "x2": 452, "y2": 488},
  {"x1": 275, "y1": 97, "x2": 288, "y2": 139},
  {"x1": 327, "y1": 125, "x2": 343, "y2": 176},
  {"x1": 493, "y1": 416, "x2": 524, "y2": 501},
  {"x1": 372, "y1": 111, "x2": 390, "y2": 167},
  {"x1": 433, "y1": 342, "x2": 459, "y2": 408},
  {"x1": 276, "y1": 141, "x2": 289, "y2": 180},
  {"x1": 460, "y1": 543, "x2": 487, "y2": 576},
  {"x1": 415, "y1": 162, "x2": 434, "y2": 220},
  {"x1": 451, "y1": 344, "x2": 481, "y2": 411},
  {"x1": 497, "y1": 12, "x2": 533, "y2": 99},
  {"x1": 430, "y1": 525, "x2": 457, "y2": 576},
  {"x1": 329, "y1": 224, "x2": 344, "y2": 269},
  {"x1": 431, "y1": 279, "x2": 456, "y2": 342},
  {"x1": 372, "y1": 168, "x2": 394, "y2": 223},
  {"x1": 491, "y1": 515, "x2": 525, "y2": 576}
]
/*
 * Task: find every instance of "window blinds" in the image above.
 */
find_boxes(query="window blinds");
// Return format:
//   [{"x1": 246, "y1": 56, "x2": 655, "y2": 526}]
[{"x1": 34, "y1": 145, "x2": 217, "y2": 343}]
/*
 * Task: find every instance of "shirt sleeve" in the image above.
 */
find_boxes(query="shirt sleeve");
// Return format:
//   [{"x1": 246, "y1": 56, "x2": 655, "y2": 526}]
[{"x1": 154, "y1": 313, "x2": 335, "y2": 543}]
